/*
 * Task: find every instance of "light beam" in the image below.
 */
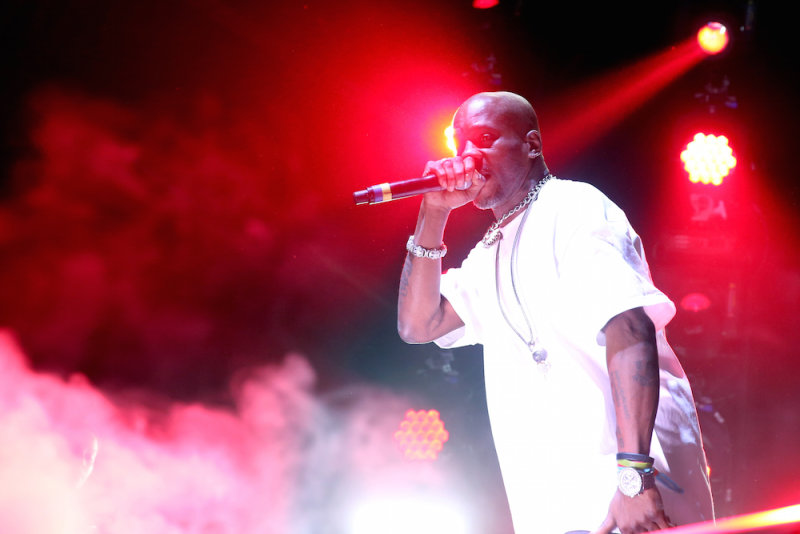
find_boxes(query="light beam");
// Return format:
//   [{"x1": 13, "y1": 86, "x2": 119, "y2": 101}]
[{"x1": 544, "y1": 37, "x2": 706, "y2": 163}]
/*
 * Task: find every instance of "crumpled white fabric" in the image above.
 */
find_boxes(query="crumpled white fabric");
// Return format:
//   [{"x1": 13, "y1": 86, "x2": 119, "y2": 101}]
[{"x1": 436, "y1": 179, "x2": 713, "y2": 533}]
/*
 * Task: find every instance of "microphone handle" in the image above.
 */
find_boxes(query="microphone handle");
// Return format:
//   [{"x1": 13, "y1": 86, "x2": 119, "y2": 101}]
[{"x1": 353, "y1": 175, "x2": 441, "y2": 205}]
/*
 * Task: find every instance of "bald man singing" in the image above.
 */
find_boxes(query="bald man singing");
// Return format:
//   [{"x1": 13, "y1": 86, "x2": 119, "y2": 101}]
[{"x1": 397, "y1": 92, "x2": 714, "y2": 533}]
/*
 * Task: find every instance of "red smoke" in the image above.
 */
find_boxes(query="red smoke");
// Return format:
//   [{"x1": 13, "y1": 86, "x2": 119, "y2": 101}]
[
  {"x1": 0, "y1": 85, "x2": 464, "y2": 529},
  {"x1": 0, "y1": 85, "x2": 386, "y2": 393},
  {"x1": 0, "y1": 330, "x2": 452, "y2": 532}
]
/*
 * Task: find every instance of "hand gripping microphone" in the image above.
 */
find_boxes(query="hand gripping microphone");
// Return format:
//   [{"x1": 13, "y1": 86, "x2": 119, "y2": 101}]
[
  {"x1": 353, "y1": 175, "x2": 442, "y2": 205},
  {"x1": 352, "y1": 157, "x2": 482, "y2": 205}
]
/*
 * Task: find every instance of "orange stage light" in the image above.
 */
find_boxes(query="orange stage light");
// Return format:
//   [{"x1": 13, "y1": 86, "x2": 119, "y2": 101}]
[
  {"x1": 697, "y1": 22, "x2": 730, "y2": 55},
  {"x1": 444, "y1": 125, "x2": 457, "y2": 157},
  {"x1": 680, "y1": 132, "x2": 736, "y2": 186},
  {"x1": 393, "y1": 409, "x2": 450, "y2": 461}
]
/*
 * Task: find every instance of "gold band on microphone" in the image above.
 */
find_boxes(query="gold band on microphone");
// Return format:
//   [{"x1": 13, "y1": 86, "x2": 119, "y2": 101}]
[{"x1": 378, "y1": 182, "x2": 392, "y2": 202}]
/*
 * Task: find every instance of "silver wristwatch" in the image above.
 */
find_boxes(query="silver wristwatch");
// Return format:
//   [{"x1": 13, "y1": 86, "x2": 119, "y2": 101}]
[{"x1": 618, "y1": 467, "x2": 656, "y2": 497}]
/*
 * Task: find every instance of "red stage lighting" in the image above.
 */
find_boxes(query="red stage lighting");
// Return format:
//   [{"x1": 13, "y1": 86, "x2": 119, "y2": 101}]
[
  {"x1": 543, "y1": 37, "x2": 705, "y2": 164},
  {"x1": 393, "y1": 409, "x2": 450, "y2": 461},
  {"x1": 680, "y1": 133, "x2": 736, "y2": 186},
  {"x1": 680, "y1": 292, "x2": 712, "y2": 313},
  {"x1": 697, "y1": 22, "x2": 729, "y2": 55},
  {"x1": 473, "y1": 0, "x2": 499, "y2": 8}
]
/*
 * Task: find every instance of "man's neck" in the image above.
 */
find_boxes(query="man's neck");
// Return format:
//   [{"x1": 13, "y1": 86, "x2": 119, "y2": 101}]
[{"x1": 491, "y1": 167, "x2": 550, "y2": 224}]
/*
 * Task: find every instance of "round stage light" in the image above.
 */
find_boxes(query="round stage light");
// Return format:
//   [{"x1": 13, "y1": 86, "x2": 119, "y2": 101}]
[
  {"x1": 697, "y1": 22, "x2": 729, "y2": 55},
  {"x1": 393, "y1": 409, "x2": 450, "y2": 461},
  {"x1": 680, "y1": 292, "x2": 712, "y2": 313},
  {"x1": 680, "y1": 132, "x2": 736, "y2": 186}
]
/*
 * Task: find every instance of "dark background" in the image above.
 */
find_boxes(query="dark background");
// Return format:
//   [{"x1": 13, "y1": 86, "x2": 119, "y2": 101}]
[{"x1": 2, "y1": 0, "x2": 798, "y2": 529}]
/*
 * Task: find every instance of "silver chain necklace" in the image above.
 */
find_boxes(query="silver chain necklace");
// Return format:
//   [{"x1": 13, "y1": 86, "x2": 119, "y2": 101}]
[
  {"x1": 492, "y1": 175, "x2": 555, "y2": 367},
  {"x1": 482, "y1": 174, "x2": 554, "y2": 248}
]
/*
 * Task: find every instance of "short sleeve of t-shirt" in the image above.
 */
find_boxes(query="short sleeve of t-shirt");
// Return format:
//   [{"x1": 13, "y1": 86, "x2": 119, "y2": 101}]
[
  {"x1": 554, "y1": 183, "x2": 675, "y2": 345},
  {"x1": 435, "y1": 248, "x2": 487, "y2": 349}
]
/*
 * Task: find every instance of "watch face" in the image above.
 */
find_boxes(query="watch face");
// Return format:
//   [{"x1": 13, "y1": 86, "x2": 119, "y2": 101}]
[{"x1": 618, "y1": 467, "x2": 643, "y2": 497}]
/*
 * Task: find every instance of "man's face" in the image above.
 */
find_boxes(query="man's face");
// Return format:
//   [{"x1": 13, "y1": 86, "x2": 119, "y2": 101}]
[{"x1": 452, "y1": 96, "x2": 533, "y2": 211}]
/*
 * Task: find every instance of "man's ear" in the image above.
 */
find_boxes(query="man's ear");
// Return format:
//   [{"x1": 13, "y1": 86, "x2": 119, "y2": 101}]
[{"x1": 526, "y1": 129, "x2": 542, "y2": 158}]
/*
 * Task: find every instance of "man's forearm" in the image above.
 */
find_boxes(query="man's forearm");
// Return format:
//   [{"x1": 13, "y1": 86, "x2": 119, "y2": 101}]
[
  {"x1": 598, "y1": 308, "x2": 670, "y2": 534},
  {"x1": 397, "y1": 200, "x2": 456, "y2": 343},
  {"x1": 605, "y1": 308, "x2": 659, "y2": 454}
]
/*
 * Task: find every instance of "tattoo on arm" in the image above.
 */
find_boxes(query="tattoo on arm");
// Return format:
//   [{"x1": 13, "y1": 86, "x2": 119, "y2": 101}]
[
  {"x1": 610, "y1": 369, "x2": 632, "y2": 421},
  {"x1": 609, "y1": 343, "x2": 659, "y2": 451},
  {"x1": 610, "y1": 368, "x2": 632, "y2": 446},
  {"x1": 398, "y1": 255, "x2": 412, "y2": 302},
  {"x1": 634, "y1": 357, "x2": 659, "y2": 387}
]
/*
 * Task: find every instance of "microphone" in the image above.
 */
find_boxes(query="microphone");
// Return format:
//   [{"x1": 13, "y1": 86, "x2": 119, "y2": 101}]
[
  {"x1": 353, "y1": 175, "x2": 442, "y2": 205},
  {"x1": 353, "y1": 157, "x2": 482, "y2": 205}
]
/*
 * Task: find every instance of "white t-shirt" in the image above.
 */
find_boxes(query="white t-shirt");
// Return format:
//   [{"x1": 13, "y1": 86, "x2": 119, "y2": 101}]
[{"x1": 436, "y1": 179, "x2": 713, "y2": 533}]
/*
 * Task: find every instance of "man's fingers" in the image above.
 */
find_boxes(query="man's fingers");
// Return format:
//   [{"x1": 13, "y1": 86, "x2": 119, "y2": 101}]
[
  {"x1": 442, "y1": 159, "x2": 456, "y2": 191},
  {"x1": 589, "y1": 513, "x2": 615, "y2": 534},
  {"x1": 461, "y1": 156, "x2": 475, "y2": 189},
  {"x1": 464, "y1": 156, "x2": 475, "y2": 175},
  {"x1": 423, "y1": 161, "x2": 445, "y2": 189},
  {"x1": 452, "y1": 158, "x2": 466, "y2": 190},
  {"x1": 424, "y1": 157, "x2": 480, "y2": 193},
  {"x1": 654, "y1": 512, "x2": 673, "y2": 530}
]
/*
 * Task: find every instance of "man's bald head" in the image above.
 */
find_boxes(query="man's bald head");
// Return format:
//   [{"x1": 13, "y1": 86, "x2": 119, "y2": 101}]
[{"x1": 456, "y1": 91, "x2": 540, "y2": 139}]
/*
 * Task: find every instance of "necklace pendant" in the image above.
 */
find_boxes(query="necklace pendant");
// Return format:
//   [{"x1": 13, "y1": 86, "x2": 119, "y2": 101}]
[
  {"x1": 530, "y1": 346, "x2": 548, "y2": 363},
  {"x1": 529, "y1": 346, "x2": 550, "y2": 377},
  {"x1": 482, "y1": 228, "x2": 502, "y2": 247}
]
